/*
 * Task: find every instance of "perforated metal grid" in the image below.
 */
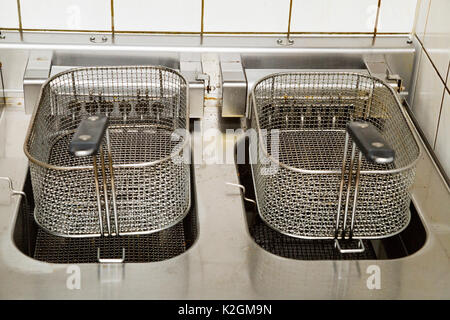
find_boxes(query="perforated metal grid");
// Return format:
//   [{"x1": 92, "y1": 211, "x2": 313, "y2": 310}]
[
  {"x1": 250, "y1": 72, "x2": 420, "y2": 239},
  {"x1": 25, "y1": 66, "x2": 190, "y2": 237}
]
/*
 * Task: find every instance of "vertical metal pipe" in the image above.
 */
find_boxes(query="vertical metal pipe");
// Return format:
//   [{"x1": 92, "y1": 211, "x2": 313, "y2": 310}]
[
  {"x1": 93, "y1": 156, "x2": 104, "y2": 236},
  {"x1": 335, "y1": 132, "x2": 350, "y2": 237},
  {"x1": 342, "y1": 142, "x2": 356, "y2": 238}
]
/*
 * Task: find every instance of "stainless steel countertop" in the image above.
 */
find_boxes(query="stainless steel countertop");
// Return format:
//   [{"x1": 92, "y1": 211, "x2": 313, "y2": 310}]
[
  {"x1": 0, "y1": 102, "x2": 449, "y2": 299},
  {"x1": 0, "y1": 34, "x2": 449, "y2": 299}
]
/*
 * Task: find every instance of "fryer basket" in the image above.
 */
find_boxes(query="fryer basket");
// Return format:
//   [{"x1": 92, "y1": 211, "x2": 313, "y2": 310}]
[
  {"x1": 250, "y1": 72, "x2": 420, "y2": 242},
  {"x1": 24, "y1": 66, "x2": 190, "y2": 237}
]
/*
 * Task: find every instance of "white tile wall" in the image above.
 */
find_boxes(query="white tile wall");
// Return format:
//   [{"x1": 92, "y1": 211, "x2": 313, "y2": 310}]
[
  {"x1": 378, "y1": 0, "x2": 417, "y2": 33},
  {"x1": 0, "y1": 0, "x2": 19, "y2": 28},
  {"x1": 412, "y1": 0, "x2": 450, "y2": 179},
  {"x1": 1, "y1": 0, "x2": 423, "y2": 34},
  {"x1": 414, "y1": 0, "x2": 430, "y2": 41},
  {"x1": 114, "y1": 0, "x2": 201, "y2": 32},
  {"x1": 421, "y1": 0, "x2": 450, "y2": 80},
  {"x1": 20, "y1": 0, "x2": 111, "y2": 30},
  {"x1": 204, "y1": 0, "x2": 290, "y2": 33},
  {"x1": 434, "y1": 91, "x2": 450, "y2": 177},
  {"x1": 290, "y1": 0, "x2": 377, "y2": 33},
  {"x1": 412, "y1": 50, "x2": 446, "y2": 144}
]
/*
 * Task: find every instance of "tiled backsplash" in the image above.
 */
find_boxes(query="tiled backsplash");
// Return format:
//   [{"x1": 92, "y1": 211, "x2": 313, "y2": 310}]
[
  {"x1": 19, "y1": 0, "x2": 111, "y2": 31},
  {"x1": 0, "y1": 0, "x2": 417, "y2": 34},
  {"x1": 412, "y1": 0, "x2": 450, "y2": 180},
  {"x1": 1, "y1": 0, "x2": 448, "y2": 182}
]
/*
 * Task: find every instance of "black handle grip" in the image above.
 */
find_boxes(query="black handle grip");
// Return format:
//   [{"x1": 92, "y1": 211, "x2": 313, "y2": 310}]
[
  {"x1": 346, "y1": 121, "x2": 395, "y2": 164},
  {"x1": 70, "y1": 115, "x2": 109, "y2": 157}
]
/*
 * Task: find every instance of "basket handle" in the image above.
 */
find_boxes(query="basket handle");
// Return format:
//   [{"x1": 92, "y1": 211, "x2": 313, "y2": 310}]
[
  {"x1": 346, "y1": 121, "x2": 395, "y2": 164},
  {"x1": 334, "y1": 238, "x2": 365, "y2": 254},
  {"x1": 69, "y1": 115, "x2": 113, "y2": 237},
  {"x1": 69, "y1": 115, "x2": 109, "y2": 157}
]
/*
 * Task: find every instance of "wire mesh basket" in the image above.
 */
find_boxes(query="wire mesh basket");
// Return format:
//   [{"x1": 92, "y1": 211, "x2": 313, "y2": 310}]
[
  {"x1": 24, "y1": 66, "x2": 190, "y2": 238},
  {"x1": 250, "y1": 72, "x2": 420, "y2": 251}
]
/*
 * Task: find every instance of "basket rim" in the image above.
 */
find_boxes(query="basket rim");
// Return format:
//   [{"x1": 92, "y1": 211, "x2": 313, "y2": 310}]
[
  {"x1": 250, "y1": 71, "x2": 421, "y2": 175},
  {"x1": 23, "y1": 65, "x2": 190, "y2": 171}
]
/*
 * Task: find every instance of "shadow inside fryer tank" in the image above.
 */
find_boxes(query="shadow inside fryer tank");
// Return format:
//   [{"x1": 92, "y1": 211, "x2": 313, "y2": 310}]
[
  {"x1": 236, "y1": 137, "x2": 426, "y2": 261},
  {"x1": 13, "y1": 169, "x2": 198, "y2": 264}
]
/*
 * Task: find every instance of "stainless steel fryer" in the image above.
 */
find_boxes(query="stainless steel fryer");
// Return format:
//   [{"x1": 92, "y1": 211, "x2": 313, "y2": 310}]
[
  {"x1": 250, "y1": 72, "x2": 420, "y2": 252},
  {"x1": 24, "y1": 66, "x2": 190, "y2": 238}
]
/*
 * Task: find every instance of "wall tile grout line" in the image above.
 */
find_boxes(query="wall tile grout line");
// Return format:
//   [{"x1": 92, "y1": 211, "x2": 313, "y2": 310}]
[
  {"x1": 0, "y1": 27, "x2": 412, "y2": 36},
  {"x1": 111, "y1": 0, "x2": 115, "y2": 36},
  {"x1": 433, "y1": 62, "x2": 450, "y2": 149},
  {"x1": 16, "y1": 0, "x2": 23, "y2": 35},
  {"x1": 372, "y1": 0, "x2": 382, "y2": 40},
  {"x1": 412, "y1": 0, "x2": 430, "y2": 35},
  {"x1": 415, "y1": 35, "x2": 450, "y2": 94},
  {"x1": 0, "y1": 2, "x2": 419, "y2": 38},
  {"x1": 201, "y1": 0, "x2": 205, "y2": 36},
  {"x1": 287, "y1": 0, "x2": 293, "y2": 38}
]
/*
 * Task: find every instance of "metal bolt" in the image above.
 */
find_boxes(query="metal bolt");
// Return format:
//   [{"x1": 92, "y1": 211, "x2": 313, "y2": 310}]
[
  {"x1": 79, "y1": 135, "x2": 91, "y2": 141},
  {"x1": 287, "y1": 38, "x2": 294, "y2": 45},
  {"x1": 277, "y1": 39, "x2": 283, "y2": 45}
]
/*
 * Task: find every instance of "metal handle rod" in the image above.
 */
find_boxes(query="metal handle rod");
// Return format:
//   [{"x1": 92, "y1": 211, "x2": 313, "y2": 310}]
[
  {"x1": 225, "y1": 182, "x2": 257, "y2": 205},
  {"x1": 342, "y1": 142, "x2": 357, "y2": 237},
  {"x1": 335, "y1": 131, "x2": 350, "y2": 237},
  {"x1": 349, "y1": 152, "x2": 363, "y2": 237},
  {"x1": 92, "y1": 156, "x2": 104, "y2": 236},
  {"x1": 334, "y1": 238, "x2": 365, "y2": 254},
  {"x1": 106, "y1": 130, "x2": 119, "y2": 236},
  {"x1": 0, "y1": 176, "x2": 30, "y2": 254},
  {"x1": 97, "y1": 248, "x2": 125, "y2": 263},
  {"x1": 99, "y1": 146, "x2": 112, "y2": 236},
  {"x1": 0, "y1": 176, "x2": 26, "y2": 198}
]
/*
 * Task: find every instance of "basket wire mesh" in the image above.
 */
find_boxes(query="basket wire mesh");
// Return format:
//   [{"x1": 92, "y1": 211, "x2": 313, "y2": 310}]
[
  {"x1": 250, "y1": 72, "x2": 420, "y2": 242},
  {"x1": 24, "y1": 66, "x2": 190, "y2": 238}
]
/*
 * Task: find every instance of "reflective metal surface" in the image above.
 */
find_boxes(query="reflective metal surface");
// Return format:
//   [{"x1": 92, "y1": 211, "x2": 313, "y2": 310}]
[
  {"x1": 220, "y1": 59, "x2": 247, "y2": 117},
  {"x1": 23, "y1": 51, "x2": 52, "y2": 114},
  {"x1": 25, "y1": 66, "x2": 190, "y2": 237},
  {"x1": 250, "y1": 72, "x2": 419, "y2": 240},
  {"x1": 0, "y1": 34, "x2": 448, "y2": 299}
]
